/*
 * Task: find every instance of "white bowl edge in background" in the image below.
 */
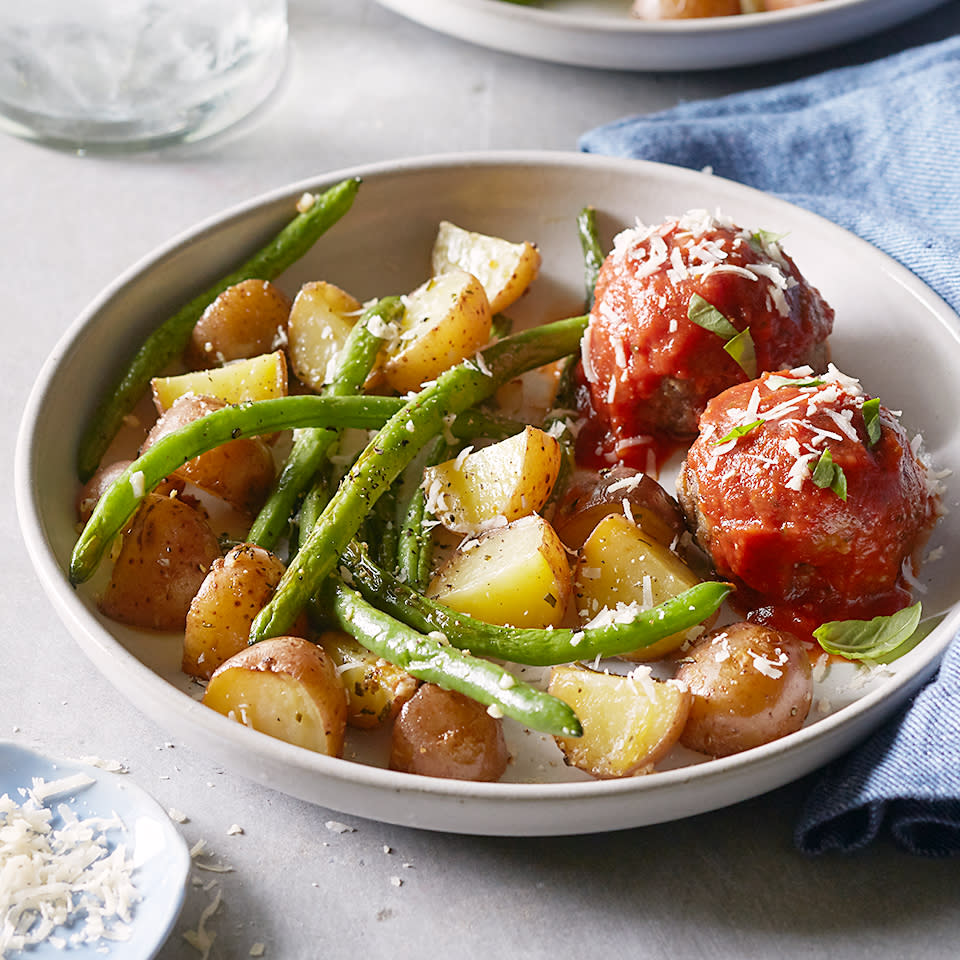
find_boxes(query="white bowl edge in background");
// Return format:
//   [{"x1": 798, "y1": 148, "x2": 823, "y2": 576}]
[{"x1": 373, "y1": 0, "x2": 953, "y2": 71}]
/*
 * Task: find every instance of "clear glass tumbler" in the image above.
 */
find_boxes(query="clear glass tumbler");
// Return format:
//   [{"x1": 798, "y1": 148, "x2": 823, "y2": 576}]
[{"x1": 0, "y1": 0, "x2": 288, "y2": 151}]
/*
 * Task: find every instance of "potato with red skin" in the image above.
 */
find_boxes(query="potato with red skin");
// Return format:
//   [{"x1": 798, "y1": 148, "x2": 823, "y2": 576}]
[
  {"x1": 390, "y1": 684, "x2": 509, "y2": 782},
  {"x1": 317, "y1": 630, "x2": 418, "y2": 731},
  {"x1": 551, "y1": 465, "x2": 685, "y2": 551},
  {"x1": 676, "y1": 621, "x2": 813, "y2": 757},
  {"x1": 183, "y1": 543, "x2": 308, "y2": 680},
  {"x1": 185, "y1": 279, "x2": 292, "y2": 369},
  {"x1": 99, "y1": 492, "x2": 221, "y2": 631},
  {"x1": 76, "y1": 460, "x2": 184, "y2": 524},
  {"x1": 141, "y1": 394, "x2": 275, "y2": 515},
  {"x1": 203, "y1": 637, "x2": 347, "y2": 757}
]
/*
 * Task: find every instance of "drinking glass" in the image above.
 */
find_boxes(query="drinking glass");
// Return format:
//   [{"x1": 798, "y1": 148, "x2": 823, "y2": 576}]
[{"x1": 0, "y1": 0, "x2": 288, "y2": 151}]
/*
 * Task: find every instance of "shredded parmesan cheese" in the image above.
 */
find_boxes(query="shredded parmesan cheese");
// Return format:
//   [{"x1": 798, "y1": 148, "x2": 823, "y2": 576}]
[{"x1": 0, "y1": 777, "x2": 140, "y2": 955}]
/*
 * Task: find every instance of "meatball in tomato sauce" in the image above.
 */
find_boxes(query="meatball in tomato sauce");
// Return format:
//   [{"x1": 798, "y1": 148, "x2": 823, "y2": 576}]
[
  {"x1": 677, "y1": 366, "x2": 941, "y2": 638},
  {"x1": 578, "y1": 211, "x2": 834, "y2": 470}
]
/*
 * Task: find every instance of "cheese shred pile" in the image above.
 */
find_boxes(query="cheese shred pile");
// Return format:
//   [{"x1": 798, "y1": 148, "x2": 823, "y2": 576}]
[{"x1": 0, "y1": 775, "x2": 140, "y2": 955}]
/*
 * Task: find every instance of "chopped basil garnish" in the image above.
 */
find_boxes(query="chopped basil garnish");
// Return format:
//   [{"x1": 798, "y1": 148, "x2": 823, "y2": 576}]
[
  {"x1": 862, "y1": 397, "x2": 882, "y2": 445},
  {"x1": 687, "y1": 294, "x2": 756, "y2": 377},
  {"x1": 723, "y1": 327, "x2": 757, "y2": 379},
  {"x1": 713, "y1": 419, "x2": 765, "y2": 445},
  {"x1": 790, "y1": 378, "x2": 825, "y2": 389},
  {"x1": 813, "y1": 602, "x2": 924, "y2": 663},
  {"x1": 811, "y1": 449, "x2": 847, "y2": 500},
  {"x1": 749, "y1": 229, "x2": 787, "y2": 253},
  {"x1": 688, "y1": 294, "x2": 738, "y2": 338}
]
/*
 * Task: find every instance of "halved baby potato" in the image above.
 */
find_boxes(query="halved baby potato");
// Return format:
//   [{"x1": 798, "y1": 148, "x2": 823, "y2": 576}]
[
  {"x1": 676, "y1": 622, "x2": 813, "y2": 758},
  {"x1": 382, "y1": 267, "x2": 492, "y2": 394},
  {"x1": 151, "y1": 350, "x2": 288, "y2": 412},
  {"x1": 203, "y1": 636, "x2": 347, "y2": 756},
  {"x1": 549, "y1": 664, "x2": 691, "y2": 779},
  {"x1": 423, "y1": 426, "x2": 562, "y2": 534},
  {"x1": 185, "y1": 278, "x2": 292, "y2": 369},
  {"x1": 430, "y1": 220, "x2": 541, "y2": 314},
  {"x1": 318, "y1": 630, "x2": 418, "y2": 730},
  {"x1": 287, "y1": 281, "x2": 363, "y2": 393},
  {"x1": 98, "y1": 492, "x2": 221, "y2": 632},
  {"x1": 426, "y1": 514, "x2": 571, "y2": 629},
  {"x1": 390, "y1": 683, "x2": 509, "y2": 782},
  {"x1": 574, "y1": 513, "x2": 704, "y2": 661},
  {"x1": 141, "y1": 395, "x2": 275, "y2": 515},
  {"x1": 184, "y1": 543, "x2": 291, "y2": 680},
  {"x1": 553, "y1": 466, "x2": 685, "y2": 551}
]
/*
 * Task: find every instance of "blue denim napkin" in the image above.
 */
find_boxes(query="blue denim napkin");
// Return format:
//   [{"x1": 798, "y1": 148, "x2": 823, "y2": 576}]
[
  {"x1": 580, "y1": 35, "x2": 960, "y2": 316},
  {"x1": 580, "y1": 36, "x2": 960, "y2": 855}
]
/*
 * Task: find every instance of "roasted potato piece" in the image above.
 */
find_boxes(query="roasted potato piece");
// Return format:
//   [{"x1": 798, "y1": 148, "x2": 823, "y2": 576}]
[
  {"x1": 552, "y1": 466, "x2": 685, "y2": 551},
  {"x1": 430, "y1": 220, "x2": 541, "y2": 314},
  {"x1": 151, "y1": 351, "x2": 288, "y2": 412},
  {"x1": 632, "y1": 0, "x2": 741, "y2": 18},
  {"x1": 203, "y1": 637, "x2": 347, "y2": 756},
  {"x1": 423, "y1": 426, "x2": 562, "y2": 534},
  {"x1": 389, "y1": 684, "x2": 508, "y2": 782},
  {"x1": 286, "y1": 281, "x2": 363, "y2": 393},
  {"x1": 76, "y1": 460, "x2": 184, "y2": 524},
  {"x1": 142, "y1": 395, "x2": 275, "y2": 515},
  {"x1": 99, "y1": 492, "x2": 221, "y2": 631},
  {"x1": 318, "y1": 630, "x2": 418, "y2": 729},
  {"x1": 185, "y1": 279, "x2": 291, "y2": 369},
  {"x1": 426, "y1": 514, "x2": 571, "y2": 629},
  {"x1": 184, "y1": 543, "x2": 299, "y2": 680},
  {"x1": 382, "y1": 267, "x2": 492, "y2": 394},
  {"x1": 676, "y1": 622, "x2": 813, "y2": 758},
  {"x1": 574, "y1": 513, "x2": 705, "y2": 660},
  {"x1": 549, "y1": 665, "x2": 691, "y2": 779}
]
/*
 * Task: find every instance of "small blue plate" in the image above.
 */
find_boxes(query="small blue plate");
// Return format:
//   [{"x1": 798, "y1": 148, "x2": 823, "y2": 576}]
[{"x1": 0, "y1": 741, "x2": 190, "y2": 959}]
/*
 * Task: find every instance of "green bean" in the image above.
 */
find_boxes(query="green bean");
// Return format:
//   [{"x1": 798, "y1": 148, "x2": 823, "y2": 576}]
[
  {"x1": 69, "y1": 394, "x2": 404, "y2": 584},
  {"x1": 491, "y1": 313, "x2": 513, "y2": 339},
  {"x1": 76, "y1": 177, "x2": 362, "y2": 482},
  {"x1": 577, "y1": 205, "x2": 605, "y2": 311},
  {"x1": 325, "y1": 579, "x2": 582, "y2": 738},
  {"x1": 341, "y1": 540, "x2": 733, "y2": 666},
  {"x1": 249, "y1": 314, "x2": 589, "y2": 643},
  {"x1": 396, "y1": 436, "x2": 450, "y2": 590},
  {"x1": 248, "y1": 296, "x2": 403, "y2": 549}
]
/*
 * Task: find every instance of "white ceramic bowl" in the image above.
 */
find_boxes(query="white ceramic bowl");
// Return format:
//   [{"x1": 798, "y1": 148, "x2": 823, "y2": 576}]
[
  {"x1": 16, "y1": 152, "x2": 960, "y2": 835},
  {"x1": 374, "y1": 0, "x2": 953, "y2": 71}
]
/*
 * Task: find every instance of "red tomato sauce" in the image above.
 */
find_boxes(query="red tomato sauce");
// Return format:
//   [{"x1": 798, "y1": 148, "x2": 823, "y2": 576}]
[
  {"x1": 678, "y1": 370, "x2": 939, "y2": 637},
  {"x1": 578, "y1": 213, "x2": 833, "y2": 466}
]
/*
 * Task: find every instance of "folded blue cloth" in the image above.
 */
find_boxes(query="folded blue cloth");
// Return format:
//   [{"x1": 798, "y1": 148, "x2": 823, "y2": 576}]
[
  {"x1": 580, "y1": 35, "x2": 960, "y2": 317},
  {"x1": 580, "y1": 35, "x2": 960, "y2": 855}
]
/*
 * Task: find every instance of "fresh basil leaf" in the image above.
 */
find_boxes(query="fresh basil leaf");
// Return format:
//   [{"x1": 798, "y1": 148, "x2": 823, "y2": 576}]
[
  {"x1": 814, "y1": 602, "x2": 923, "y2": 663},
  {"x1": 687, "y1": 294, "x2": 739, "y2": 340},
  {"x1": 790, "y1": 378, "x2": 825, "y2": 389},
  {"x1": 712, "y1": 419, "x2": 765, "y2": 445},
  {"x1": 750, "y1": 229, "x2": 787, "y2": 252},
  {"x1": 862, "y1": 397, "x2": 882, "y2": 446},
  {"x1": 688, "y1": 295, "x2": 756, "y2": 377},
  {"x1": 723, "y1": 327, "x2": 757, "y2": 378},
  {"x1": 811, "y1": 449, "x2": 847, "y2": 500}
]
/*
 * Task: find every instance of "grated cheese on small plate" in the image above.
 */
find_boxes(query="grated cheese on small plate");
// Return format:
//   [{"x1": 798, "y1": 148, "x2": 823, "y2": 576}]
[{"x1": 0, "y1": 742, "x2": 190, "y2": 959}]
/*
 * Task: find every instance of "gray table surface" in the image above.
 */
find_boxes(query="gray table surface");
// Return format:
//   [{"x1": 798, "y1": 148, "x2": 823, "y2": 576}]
[{"x1": 5, "y1": 2, "x2": 960, "y2": 957}]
